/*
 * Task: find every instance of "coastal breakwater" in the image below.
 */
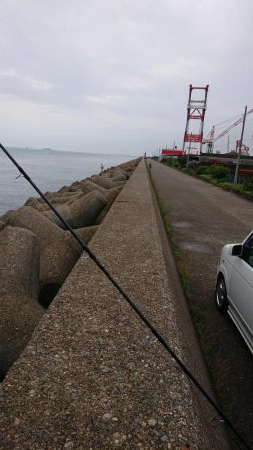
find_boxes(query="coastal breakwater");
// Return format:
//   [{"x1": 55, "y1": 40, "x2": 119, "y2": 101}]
[
  {"x1": 0, "y1": 157, "x2": 140, "y2": 380},
  {"x1": 0, "y1": 158, "x2": 228, "y2": 449}
]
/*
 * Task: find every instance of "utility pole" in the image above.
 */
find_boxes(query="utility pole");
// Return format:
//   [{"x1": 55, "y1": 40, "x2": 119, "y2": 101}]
[
  {"x1": 186, "y1": 133, "x2": 192, "y2": 168},
  {"x1": 227, "y1": 135, "x2": 230, "y2": 153},
  {"x1": 234, "y1": 106, "x2": 247, "y2": 184}
]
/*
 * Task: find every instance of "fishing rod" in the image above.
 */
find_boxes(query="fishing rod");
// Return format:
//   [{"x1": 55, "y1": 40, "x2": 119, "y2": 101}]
[
  {"x1": 0, "y1": 143, "x2": 102, "y2": 264},
  {"x1": 0, "y1": 142, "x2": 251, "y2": 450}
]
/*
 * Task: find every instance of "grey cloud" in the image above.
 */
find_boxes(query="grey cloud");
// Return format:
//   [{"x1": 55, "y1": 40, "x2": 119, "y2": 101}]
[{"x1": 0, "y1": 0, "x2": 252, "y2": 153}]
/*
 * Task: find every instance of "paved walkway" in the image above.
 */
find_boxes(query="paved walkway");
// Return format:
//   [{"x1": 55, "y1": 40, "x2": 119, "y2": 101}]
[
  {"x1": 149, "y1": 159, "x2": 253, "y2": 448},
  {"x1": 0, "y1": 159, "x2": 228, "y2": 449}
]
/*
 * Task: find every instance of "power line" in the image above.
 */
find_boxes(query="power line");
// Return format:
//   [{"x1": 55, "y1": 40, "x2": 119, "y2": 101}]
[
  {"x1": 214, "y1": 108, "x2": 253, "y2": 143},
  {"x1": 214, "y1": 112, "x2": 244, "y2": 127}
]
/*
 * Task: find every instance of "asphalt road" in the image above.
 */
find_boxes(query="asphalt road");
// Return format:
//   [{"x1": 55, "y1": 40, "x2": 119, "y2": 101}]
[{"x1": 150, "y1": 160, "x2": 253, "y2": 449}]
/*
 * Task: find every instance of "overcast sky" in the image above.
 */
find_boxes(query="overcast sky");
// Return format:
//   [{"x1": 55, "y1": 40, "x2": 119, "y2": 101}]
[{"x1": 0, "y1": 0, "x2": 252, "y2": 155}]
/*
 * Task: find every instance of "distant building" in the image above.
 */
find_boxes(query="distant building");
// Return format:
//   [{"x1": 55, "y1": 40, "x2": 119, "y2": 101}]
[{"x1": 161, "y1": 149, "x2": 186, "y2": 157}]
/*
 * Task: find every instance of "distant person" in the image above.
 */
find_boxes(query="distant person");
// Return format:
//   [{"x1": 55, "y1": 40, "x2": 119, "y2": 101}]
[{"x1": 100, "y1": 163, "x2": 104, "y2": 172}]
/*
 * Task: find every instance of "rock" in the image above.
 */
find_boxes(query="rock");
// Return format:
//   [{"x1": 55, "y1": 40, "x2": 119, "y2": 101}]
[
  {"x1": 68, "y1": 181, "x2": 81, "y2": 192},
  {"x1": 78, "y1": 180, "x2": 108, "y2": 197},
  {"x1": 66, "y1": 225, "x2": 98, "y2": 246},
  {"x1": 25, "y1": 197, "x2": 50, "y2": 212},
  {"x1": 66, "y1": 191, "x2": 87, "y2": 205},
  {"x1": 50, "y1": 190, "x2": 83, "y2": 206},
  {"x1": 103, "y1": 170, "x2": 114, "y2": 178},
  {"x1": 68, "y1": 186, "x2": 79, "y2": 192},
  {"x1": 70, "y1": 180, "x2": 80, "y2": 188},
  {"x1": 0, "y1": 221, "x2": 6, "y2": 231},
  {"x1": 0, "y1": 226, "x2": 44, "y2": 379},
  {"x1": 111, "y1": 172, "x2": 127, "y2": 182},
  {"x1": 43, "y1": 203, "x2": 72, "y2": 228},
  {"x1": 9, "y1": 207, "x2": 81, "y2": 306},
  {"x1": 44, "y1": 191, "x2": 56, "y2": 199},
  {"x1": 68, "y1": 191, "x2": 107, "y2": 229},
  {"x1": 91, "y1": 175, "x2": 114, "y2": 189},
  {"x1": 111, "y1": 180, "x2": 126, "y2": 188},
  {"x1": 95, "y1": 187, "x2": 120, "y2": 224},
  {"x1": 45, "y1": 191, "x2": 106, "y2": 229},
  {"x1": 57, "y1": 185, "x2": 70, "y2": 194},
  {"x1": 147, "y1": 418, "x2": 157, "y2": 427},
  {"x1": 0, "y1": 209, "x2": 16, "y2": 224},
  {"x1": 93, "y1": 173, "x2": 126, "y2": 189},
  {"x1": 50, "y1": 195, "x2": 73, "y2": 205},
  {"x1": 0, "y1": 225, "x2": 40, "y2": 297},
  {"x1": 115, "y1": 170, "x2": 131, "y2": 179},
  {"x1": 59, "y1": 190, "x2": 83, "y2": 198}
]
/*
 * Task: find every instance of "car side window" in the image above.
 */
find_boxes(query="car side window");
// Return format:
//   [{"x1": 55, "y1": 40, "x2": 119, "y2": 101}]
[
  {"x1": 242, "y1": 236, "x2": 253, "y2": 268},
  {"x1": 246, "y1": 247, "x2": 253, "y2": 268}
]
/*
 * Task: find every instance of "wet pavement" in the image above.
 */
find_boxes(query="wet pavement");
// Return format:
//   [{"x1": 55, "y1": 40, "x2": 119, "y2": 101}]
[{"x1": 150, "y1": 159, "x2": 253, "y2": 449}]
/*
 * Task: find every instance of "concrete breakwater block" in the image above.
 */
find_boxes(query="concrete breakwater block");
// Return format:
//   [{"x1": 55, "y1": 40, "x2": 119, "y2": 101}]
[
  {"x1": 66, "y1": 225, "x2": 98, "y2": 246},
  {"x1": 0, "y1": 226, "x2": 44, "y2": 379},
  {"x1": 0, "y1": 209, "x2": 16, "y2": 224},
  {"x1": 112, "y1": 179, "x2": 126, "y2": 187},
  {"x1": 111, "y1": 171, "x2": 127, "y2": 182},
  {"x1": 45, "y1": 190, "x2": 107, "y2": 229},
  {"x1": 0, "y1": 221, "x2": 5, "y2": 231},
  {"x1": 92, "y1": 174, "x2": 128, "y2": 189},
  {"x1": 44, "y1": 203, "x2": 72, "y2": 228},
  {"x1": 95, "y1": 186, "x2": 121, "y2": 224},
  {"x1": 22, "y1": 174, "x2": 128, "y2": 224},
  {"x1": 78, "y1": 179, "x2": 108, "y2": 196},
  {"x1": 9, "y1": 206, "x2": 81, "y2": 305},
  {"x1": 25, "y1": 197, "x2": 50, "y2": 212},
  {"x1": 69, "y1": 190, "x2": 107, "y2": 229},
  {"x1": 0, "y1": 158, "x2": 139, "y2": 380},
  {"x1": 57, "y1": 185, "x2": 70, "y2": 195},
  {"x1": 91, "y1": 174, "x2": 115, "y2": 189},
  {"x1": 25, "y1": 191, "x2": 83, "y2": 211},
  {"x1": 50, "y1": 191, "x2": 84, "y2": 206},
  {"x1": 102, "y1": 169, "x2": 128, "y2": 181},
  {"x1": 19, "y1": 160, "x2": 139, "y2": 219}
]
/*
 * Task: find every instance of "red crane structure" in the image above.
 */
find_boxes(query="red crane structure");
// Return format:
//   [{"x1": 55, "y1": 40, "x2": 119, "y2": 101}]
[{"x1": 182, "y1": 84, "x2": 209, "y2": 155}]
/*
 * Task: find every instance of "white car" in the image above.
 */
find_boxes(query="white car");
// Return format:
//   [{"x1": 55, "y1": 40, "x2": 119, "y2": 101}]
[{"x1": 215, "y1": 231, "x2": 253, "y2": 354}]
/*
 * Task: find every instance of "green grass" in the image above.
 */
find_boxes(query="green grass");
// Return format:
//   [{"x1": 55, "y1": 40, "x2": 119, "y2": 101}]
[
  {"x1": 155, "y1": 193, "x2": 205, "y2": 338},
  {"x1": 161, "y1": 157, "x2": 253, "y2": 201},
  {"x1": 152, "y1": 178, "x2": 235, "y2": 427},
  {"x1": 189, "y1": 302, "x2": 205, "y2": 337}
]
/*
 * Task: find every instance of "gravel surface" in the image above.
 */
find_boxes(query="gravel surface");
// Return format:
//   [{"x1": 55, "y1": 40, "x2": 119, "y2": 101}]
[{"x1": 0, "y1": 159, "x2": 228, "y2": 449}]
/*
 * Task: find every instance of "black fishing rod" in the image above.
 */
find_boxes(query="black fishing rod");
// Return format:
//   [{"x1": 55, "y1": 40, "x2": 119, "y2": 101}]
[
  {"x1": 0, "y1": 143, "x2": 102, "y2": 264},
  {"x1": 0, "y1": 142, "x2": 251, "y2": 450}
]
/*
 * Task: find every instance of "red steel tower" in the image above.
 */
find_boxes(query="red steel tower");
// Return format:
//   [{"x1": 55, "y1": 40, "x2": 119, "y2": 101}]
[{"x1": 182, "y1": 84, "x2": 209, "y2": 154}]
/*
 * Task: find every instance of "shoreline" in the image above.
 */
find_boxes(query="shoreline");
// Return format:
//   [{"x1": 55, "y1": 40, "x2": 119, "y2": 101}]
[{"x1": 0, "y1": 149, "x2": 137, "y2": 215}]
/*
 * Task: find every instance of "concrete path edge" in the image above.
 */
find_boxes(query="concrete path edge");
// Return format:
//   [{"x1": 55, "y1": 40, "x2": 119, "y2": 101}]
[{"x1": 0, "y1": 158, "x2": 229, "y2": 449}]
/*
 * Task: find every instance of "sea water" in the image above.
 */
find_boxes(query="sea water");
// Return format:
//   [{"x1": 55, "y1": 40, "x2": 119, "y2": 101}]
[{"x1": 0, "y1": 147, "x2": 138, "y2": 215}]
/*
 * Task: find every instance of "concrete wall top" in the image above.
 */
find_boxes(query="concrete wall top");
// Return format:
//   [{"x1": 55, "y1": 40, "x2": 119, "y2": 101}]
[{"x1": 0, "y1": 159, "x2": 224, "y2": 449}]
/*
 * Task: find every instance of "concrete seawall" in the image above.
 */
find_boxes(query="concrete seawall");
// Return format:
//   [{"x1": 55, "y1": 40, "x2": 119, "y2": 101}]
[{"x1": 0, "y1": 159, "x2": 228, "y2": 449}]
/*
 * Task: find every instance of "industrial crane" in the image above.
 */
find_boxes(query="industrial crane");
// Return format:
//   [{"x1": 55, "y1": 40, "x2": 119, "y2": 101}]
[{"x1": 203, "y1": 108, "x2": 253, "y2": 154}]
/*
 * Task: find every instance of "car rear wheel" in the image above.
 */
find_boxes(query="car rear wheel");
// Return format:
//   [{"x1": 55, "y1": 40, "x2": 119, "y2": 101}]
[{"x1": 215, "y1": 275, "x2": 228, "y2": 314}]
